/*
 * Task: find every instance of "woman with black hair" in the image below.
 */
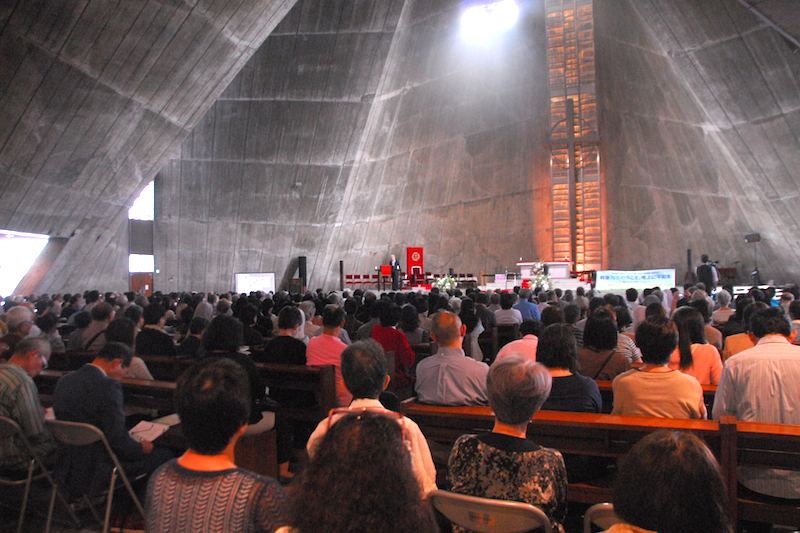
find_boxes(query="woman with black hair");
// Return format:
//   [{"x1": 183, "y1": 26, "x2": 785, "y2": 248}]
[
  {"x1": 399, "y1": 304, "x2": 429, "y2": 345},
  {"x1": 577, "y1": 308, "x2": 630, "y2": 380},
  {"x1": 612, "y1": 316, "x2": 706, "y2": 419},
  {"x1": 203, "y1": 315, "x2": 273, "y2": 432},
  {"x1": 146, "y1": 358, "x2": 288, "y2": 533},
  {"x1": 281, "y1": 412, "x2": 437, "y2": 533},
  {"x1": 537, "y1": 324, "x2": 601, "y2": 413},
  {"x1": 607, "y1": 430, "x2": 732, "y2": 533},
  {"x1": 669, "y1": 306, "x2": 722, "y2": 385}
]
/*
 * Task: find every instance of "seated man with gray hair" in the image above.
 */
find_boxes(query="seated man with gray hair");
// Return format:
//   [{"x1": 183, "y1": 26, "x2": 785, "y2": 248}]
[
  {"x1": 0, "y1": 338, "x2": 55, "y2": 470},
  {"x1": 306, "y1": 339, "x2": 436, "y2": 495},
  {"x1": 0, "y1": 305, "x2": 35, "y2": 357}
]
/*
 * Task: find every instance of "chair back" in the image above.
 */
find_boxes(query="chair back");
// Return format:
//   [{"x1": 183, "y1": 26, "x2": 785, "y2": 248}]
[
  {"x1": 0, "y1": 417, "x2": 82, "y2": 533},
  {"x1": 47, "y1": 420, "x2": 105, "y2": 447},
  {"x1": 583, "y1": 503, "x2": 621, "y2": 533},
  {"x1": 429, "y1": 489, "x2": 552, "y2": 533},
  {"x1": 0, "y1": 416, "x2": 22, "y2": 439},
  {"x1": 46, "y1": 419, "x2": 145, "y2": 526}
]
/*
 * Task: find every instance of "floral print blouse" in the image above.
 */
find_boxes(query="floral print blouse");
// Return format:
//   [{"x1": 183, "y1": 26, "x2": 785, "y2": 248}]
[{"x1": 448, "y1": 432, "x2": 568, "y2": 533}]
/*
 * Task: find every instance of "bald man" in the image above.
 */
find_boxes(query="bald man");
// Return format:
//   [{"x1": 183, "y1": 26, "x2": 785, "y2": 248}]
[{"x1": 414, "y1": 311, "x2": 489, "y2": 405}]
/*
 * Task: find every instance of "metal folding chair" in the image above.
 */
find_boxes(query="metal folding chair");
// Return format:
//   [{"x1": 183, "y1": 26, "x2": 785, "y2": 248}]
[
  {"x1": 583, "y1": 503, "x2": 621, "y2": 533},
  {"x1": 428, "y1": 489, "x2": 552, "y2": 533},
  {"x1": 45, "y1": 419, "x2": 145, "y2": 533},
  {"x1": 0, "y1": 416, "x2": 79, "y2": 533}
]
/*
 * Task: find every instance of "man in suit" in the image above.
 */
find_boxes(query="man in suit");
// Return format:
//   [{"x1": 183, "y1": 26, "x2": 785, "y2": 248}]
[
  {"x1": 390, "y1": 254, "x2": 401, "y2": 291},
  {"x1": 52, "y1": 342, "x2": 171, "y2": 497}
]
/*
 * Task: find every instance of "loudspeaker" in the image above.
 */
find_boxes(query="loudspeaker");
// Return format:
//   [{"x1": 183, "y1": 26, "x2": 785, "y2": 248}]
[{"x1": 298, "y1": 256, "x2": 307, "y2": 289}]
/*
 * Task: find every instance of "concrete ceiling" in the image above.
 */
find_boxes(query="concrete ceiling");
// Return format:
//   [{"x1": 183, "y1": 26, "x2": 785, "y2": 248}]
[
  {"x1": 0, "y1": 0, "x2": 798, "y2": 293},
  {"x1": 0, "y1": 0, "x2": 298, "y2": 290},
  {"x1": 741, "y1": 0, "x2": 800, "y2": 47}
]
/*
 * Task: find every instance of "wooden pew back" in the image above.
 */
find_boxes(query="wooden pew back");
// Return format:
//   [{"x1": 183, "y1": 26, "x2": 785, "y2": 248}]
[
  {"x1": 721, "y1": 416, "x2": 800, "y2": 528},
  {"x1": 401, "y1": 399, "x2": 723, "y2": 505}
]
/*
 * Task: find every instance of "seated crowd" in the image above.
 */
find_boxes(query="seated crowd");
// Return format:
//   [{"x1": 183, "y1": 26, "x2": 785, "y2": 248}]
[{"x1": 0, "y1": 280, "x2": 798, "y2": 532}]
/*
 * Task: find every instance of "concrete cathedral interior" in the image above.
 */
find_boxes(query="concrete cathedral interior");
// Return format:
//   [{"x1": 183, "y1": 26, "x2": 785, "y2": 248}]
[{"x1": 1, "y1": 0, "x2": 799, "y2": 294}]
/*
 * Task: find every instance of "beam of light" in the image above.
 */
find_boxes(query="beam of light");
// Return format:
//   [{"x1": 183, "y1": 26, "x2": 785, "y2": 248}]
[{"x1": 461, "y1": 0, "x2": 519, "y2": 42}]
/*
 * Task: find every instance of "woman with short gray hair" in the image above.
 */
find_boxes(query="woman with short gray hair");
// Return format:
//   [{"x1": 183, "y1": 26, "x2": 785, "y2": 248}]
[{"x1": 448, "y1": 357, "x2": 568, "y2": 533}]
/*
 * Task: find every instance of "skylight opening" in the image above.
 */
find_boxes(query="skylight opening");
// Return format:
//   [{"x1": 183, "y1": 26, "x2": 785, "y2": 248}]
[
  {"x1": 0, "y1": 230, "x2": 49, "y2": 297},
  {"x1": 128, "y1": 181, "x2": 154, "y2": 221},
  {"x1": 461, "y1": 0, "x2": 519, "y2": 42}
]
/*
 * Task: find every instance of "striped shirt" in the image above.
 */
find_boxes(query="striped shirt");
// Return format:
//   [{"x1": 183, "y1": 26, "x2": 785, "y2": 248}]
[{"x1": 0, "y1": 363, "x2": 54, "y2": 470}]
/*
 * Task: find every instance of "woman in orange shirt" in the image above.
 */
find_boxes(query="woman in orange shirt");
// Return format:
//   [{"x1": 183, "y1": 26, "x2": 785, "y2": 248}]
[{"x1": 668, "y1": 307, "x2": 722, "y2": 385}]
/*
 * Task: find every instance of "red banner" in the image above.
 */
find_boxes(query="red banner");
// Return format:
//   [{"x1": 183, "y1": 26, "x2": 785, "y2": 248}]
[{"x1": 407, "y1": 247, "x2": 424, "y2": 280}]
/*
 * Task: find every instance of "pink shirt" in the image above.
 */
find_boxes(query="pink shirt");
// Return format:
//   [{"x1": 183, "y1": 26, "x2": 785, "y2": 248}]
[
  {"x1": 495, "y1": 335, "x2": 539, "y2": 363},
  {"x1": 306, "y1": 333, "x2": 352, "y2": 407},
  {"x1": 668, "y1": 343, "x2": 723, "y2": 385}
]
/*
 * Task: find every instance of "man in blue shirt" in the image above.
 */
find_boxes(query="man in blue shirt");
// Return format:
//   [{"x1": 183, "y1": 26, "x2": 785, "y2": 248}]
[{"x1": 513, "y1": 289, "x2": 541, "y2": 321}]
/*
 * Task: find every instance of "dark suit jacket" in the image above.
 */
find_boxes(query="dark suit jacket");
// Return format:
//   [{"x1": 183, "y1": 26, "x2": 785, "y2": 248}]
[{"x1": 53, "y1": 364, "x2": 143, "y2": 496}]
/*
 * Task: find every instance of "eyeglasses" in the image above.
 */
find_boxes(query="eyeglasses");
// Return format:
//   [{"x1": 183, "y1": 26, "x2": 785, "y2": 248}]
[{"x1": 326, "y1": 407, "x2": 412, "y2": 452}]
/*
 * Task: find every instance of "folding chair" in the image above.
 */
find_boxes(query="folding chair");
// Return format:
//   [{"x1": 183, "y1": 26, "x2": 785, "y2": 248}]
[
  {"x1": 45, "y1": 420, "x2": 145, "y2": 533},
  {"x1": 428, "y1": 489, "x2": 552, "y2": 533},
  {"x1": 0, "y1": 417, "x2": 80, "y2": 533},
  {"x1": 583, "y1": 503, "x2": 621, "y2": 533}
]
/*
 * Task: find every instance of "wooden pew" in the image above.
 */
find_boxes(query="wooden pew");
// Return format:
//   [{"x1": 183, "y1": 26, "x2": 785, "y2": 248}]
[
  {"x1": 254, "y1": 362, "x2": 337, "y2": 424},
  {"x1": 720, "y1": 416, "x2": 800, "y2": 528},
  {"x1": 35, "y1": 369, "x2": 177, "y2": 412},
  {"x1": 401, "y1": 399, "x2": 724, "y2": 505},
  {"x1": 411, "y1": 342, "x2": 438, "y2": 363},
  {"x1": 52, "y1": 355, "x2": 337, "y2": 425},
  {"x1": 496, "y1": 324, "x2": 520, "y2": 352}
]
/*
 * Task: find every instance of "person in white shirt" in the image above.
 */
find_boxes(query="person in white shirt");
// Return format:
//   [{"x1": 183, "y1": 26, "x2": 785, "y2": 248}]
[
  {"x1": 307, "y1": 339, "x2": 436, "y2": 495},
  {"x1": 494, "y1": 292, "x2": 523, "y2": 325},
  {"x1": 713, "y1": 307, "x2": 800, "y2": 500}
]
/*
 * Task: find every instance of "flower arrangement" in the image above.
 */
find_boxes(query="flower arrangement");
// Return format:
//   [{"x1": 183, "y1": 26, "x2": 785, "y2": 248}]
[
  {"x1": 530, "y1": 261, "x2": 553, "y2": 290},
  {"x1": 433, "y1": 275, "x2": 457, "y2": 292}
]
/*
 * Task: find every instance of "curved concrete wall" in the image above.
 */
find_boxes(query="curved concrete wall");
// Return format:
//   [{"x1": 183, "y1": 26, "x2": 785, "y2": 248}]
[
  {"x1": 154, "y1": 0, "x2": 552, "y2": 292},
  {"x1": 2, "y1": 0, "x2": 799, "y2": 294},
  {"x1": 597, "y1": 0, "x2": 800, "y2": 284},
  {"x1": 0, "y1": 0, "x2": 297, "y2": 294}
]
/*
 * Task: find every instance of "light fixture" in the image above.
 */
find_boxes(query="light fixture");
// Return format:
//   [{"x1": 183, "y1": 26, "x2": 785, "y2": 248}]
[{"x1": 461, "y1": 0, "x2": 519, "y2": 42}]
